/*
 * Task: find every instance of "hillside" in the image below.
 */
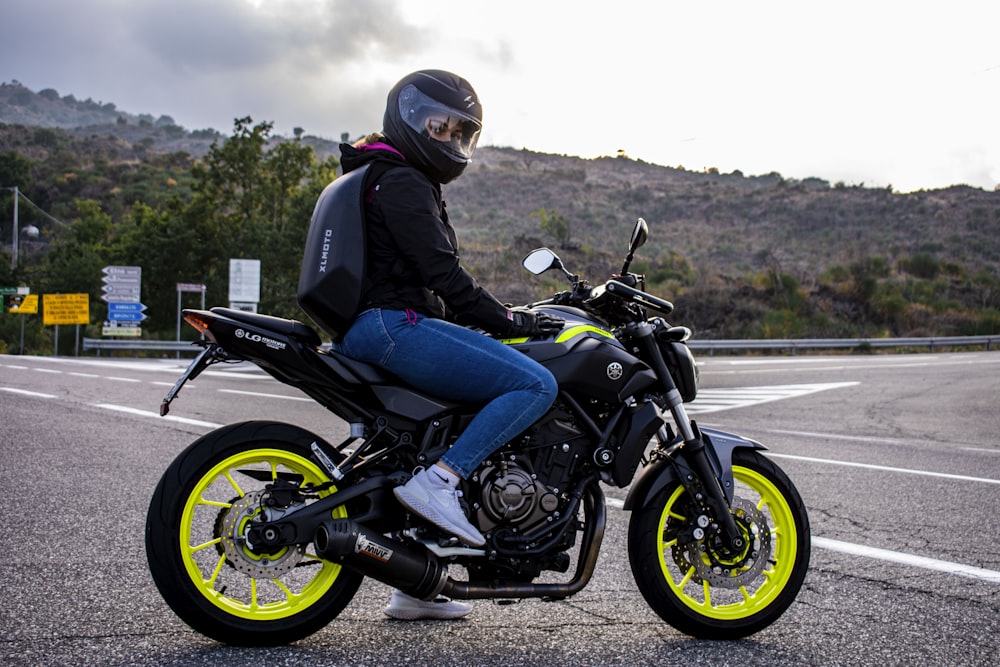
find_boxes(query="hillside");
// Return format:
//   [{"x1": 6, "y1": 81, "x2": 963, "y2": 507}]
[{"x1": 2, "y1": 80, "x2": 999, "y2": 341}]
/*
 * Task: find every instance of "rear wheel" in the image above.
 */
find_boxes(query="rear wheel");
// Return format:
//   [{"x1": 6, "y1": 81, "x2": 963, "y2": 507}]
[
  {"x1": 628, "y1": 449, "x2": 810, "y2": 639},
  {"x1": 146, "y1": 421, "x2": 363, "y2": 645}
]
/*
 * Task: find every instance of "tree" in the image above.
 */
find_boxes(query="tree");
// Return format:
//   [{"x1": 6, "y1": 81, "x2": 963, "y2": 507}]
[
  {"x1": 27, "y1": 200, "x2": 113, "y2": 310},
  {"x1": 0, "y1": 151, "x2": 34, "y2": 187},
  {"x1": 532, "y1": 208, "x2": 572, "y2": 248},
  {"x1": 191, "y1": 116, "x2": 272, "y2": 252},
  {"x1": 183, "y1": 117, "x2": 335, "y2": 319},
  {"x1": 112, "y1": 201, "x2": 216, "y2": 333}
]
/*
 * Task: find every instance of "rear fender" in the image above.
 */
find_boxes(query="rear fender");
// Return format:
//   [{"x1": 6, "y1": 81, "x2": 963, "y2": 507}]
[{"x1": 623, "y1": 426, "x2": 766, "y2": 510}]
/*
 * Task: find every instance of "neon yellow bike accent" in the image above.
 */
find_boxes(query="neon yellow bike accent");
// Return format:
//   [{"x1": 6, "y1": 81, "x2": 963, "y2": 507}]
[
  {"x1": 499, "y1": 324, "x2": 613, "y2": 346},
  {"x1": 654, "y1": 465, "x2": 799, "y2": 620},
  {"x1": 179, "y1": 448, "x2": 348, "y2": 621},
  {"x1": 555, "y1": 325, "x2": 614, "y2": 344}
]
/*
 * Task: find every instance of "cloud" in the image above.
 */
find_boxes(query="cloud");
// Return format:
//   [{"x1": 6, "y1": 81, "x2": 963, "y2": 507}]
[
  {"x1": 5, "y1": 0, "x2": 430, "y2": 136},
  {"x1": 3, "y1": 0, "x2": 998, "y2": 190}
]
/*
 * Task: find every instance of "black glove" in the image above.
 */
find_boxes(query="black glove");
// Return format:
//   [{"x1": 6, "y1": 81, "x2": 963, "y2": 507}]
[{"x1": 506, "y1": 307, "x2": 565, "y2": 337}]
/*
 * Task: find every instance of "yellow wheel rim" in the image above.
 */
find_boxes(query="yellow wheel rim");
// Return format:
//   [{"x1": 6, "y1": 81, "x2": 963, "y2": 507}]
[
  {"x1": 178, "y1": 448, "x2": 347, "y2": 621},
  {"x1": 655, "y1": 464, "x2": 799, "y2": 620}
]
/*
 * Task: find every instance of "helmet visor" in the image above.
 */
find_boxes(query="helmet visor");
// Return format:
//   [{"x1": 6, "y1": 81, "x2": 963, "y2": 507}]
[{"x1": 397, "y1": 84, "x2": 482, "y2": 161}]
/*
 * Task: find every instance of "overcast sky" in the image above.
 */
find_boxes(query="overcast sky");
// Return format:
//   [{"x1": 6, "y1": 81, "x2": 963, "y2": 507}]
[{"x1": 5, "y1": 0, "x2": 999, "y2": 192}]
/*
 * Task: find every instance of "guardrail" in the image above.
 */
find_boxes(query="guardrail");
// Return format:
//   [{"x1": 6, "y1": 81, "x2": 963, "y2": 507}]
[
  {"x1": 83, "y1": 338, "x2": 205, "y2": 353},
  {"x1": 83, "y1": 334, "x2": 997, "y2": 355},
  {"x1": 687, "y1": 335, "x2": 997, "y2": 355}
]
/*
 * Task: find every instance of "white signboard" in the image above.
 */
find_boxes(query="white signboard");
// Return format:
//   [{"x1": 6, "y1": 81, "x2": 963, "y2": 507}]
[{"x1": 228, "y1": 259, "x2": 261, "y2": 303}]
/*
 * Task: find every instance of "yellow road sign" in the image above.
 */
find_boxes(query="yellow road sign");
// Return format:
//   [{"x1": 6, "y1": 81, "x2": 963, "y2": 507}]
[
  {"x1": 9, "y1": 293, "x2": 38, "y2": 314},
  {"x1": 43, "y1": 293, "x2": 90, "y2": 325}
]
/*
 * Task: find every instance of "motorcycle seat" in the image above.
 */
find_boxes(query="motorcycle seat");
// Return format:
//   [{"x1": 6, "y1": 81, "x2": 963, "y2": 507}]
[
  {"x1": 210, "y1": 307, "x2": 322, "y2": 348},
  {"x1": 324, "y1": 349, "x2": 397, "y2": 385}
]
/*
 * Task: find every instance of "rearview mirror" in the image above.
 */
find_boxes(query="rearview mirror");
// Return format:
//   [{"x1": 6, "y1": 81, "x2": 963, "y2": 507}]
[
  {"x1": 621, "y1": 218, "x2": 649, "y2": 276},
  {"x1": 630, "y1": 218, "x2": 648, "y2": 253},
  {"x1": 522, "y1": 248, "x2": 560, "y2": 275}
]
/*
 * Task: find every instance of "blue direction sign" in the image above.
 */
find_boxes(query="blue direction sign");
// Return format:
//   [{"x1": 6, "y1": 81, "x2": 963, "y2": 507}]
[
  {"x1": 108, "y1": 301, "x2": 148, "y2": 322},
  {"x1": 108, "y1": 311, "x2": 147, "y2": 322},
  {"x1": 108, "y1": 302, "x2": 146, "y2": 314}
]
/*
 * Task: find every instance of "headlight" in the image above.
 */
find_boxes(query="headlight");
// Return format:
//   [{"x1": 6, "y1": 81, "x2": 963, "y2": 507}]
[{"x1": 660, "y1": 341, "x2": 698, "y2": 403}]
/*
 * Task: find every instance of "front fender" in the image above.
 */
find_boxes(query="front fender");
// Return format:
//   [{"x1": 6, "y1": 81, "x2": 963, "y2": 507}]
[{"x1": 623, "y1": 426, "x2": 766, "y2": 511}]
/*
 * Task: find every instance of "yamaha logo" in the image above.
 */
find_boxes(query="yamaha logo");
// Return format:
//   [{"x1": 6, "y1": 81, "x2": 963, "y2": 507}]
[{"x1": 607, "y1": 362, "x2": 623, "y2": 381}]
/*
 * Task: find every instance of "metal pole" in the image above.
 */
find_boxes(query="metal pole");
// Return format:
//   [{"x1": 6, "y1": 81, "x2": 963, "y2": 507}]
[
  {"x1": 176, "y1": 287, "x2": 183, "y2": 360},
  {"x1": 10, "y1": 186, "x2": 18, "y2": 270}
]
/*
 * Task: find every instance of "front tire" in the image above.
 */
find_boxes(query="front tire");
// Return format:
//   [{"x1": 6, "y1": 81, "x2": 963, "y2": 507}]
[
  {"x1": 628, "y1": 449, "x2": 810, "y2": 639},
  {"x1": 145, "y1": 421, "x2": 363, "y2": 645}
]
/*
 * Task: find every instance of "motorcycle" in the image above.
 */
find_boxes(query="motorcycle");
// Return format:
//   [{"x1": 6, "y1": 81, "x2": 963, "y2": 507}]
[{"x1": 146, "y1": 218, "x2": 810, "y2": 645}]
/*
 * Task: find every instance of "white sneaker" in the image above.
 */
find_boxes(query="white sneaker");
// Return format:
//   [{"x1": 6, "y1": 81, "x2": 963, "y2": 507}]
[
  {"x1": 383, "y1": 590, "x2": 473, "y2": 620},
  {"x1": 394, "y1": 468, "x2": 486, "y2": 547}
]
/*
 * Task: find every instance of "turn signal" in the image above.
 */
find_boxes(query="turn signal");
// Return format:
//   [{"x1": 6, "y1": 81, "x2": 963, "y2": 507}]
[{"x1": 183, "y1": 312, "x2": 215, "y2": 341}]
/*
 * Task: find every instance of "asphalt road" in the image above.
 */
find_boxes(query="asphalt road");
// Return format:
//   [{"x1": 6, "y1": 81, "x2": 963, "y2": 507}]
[{"x1": 1, "y1": 350, "x2": 998, "y2": 666}]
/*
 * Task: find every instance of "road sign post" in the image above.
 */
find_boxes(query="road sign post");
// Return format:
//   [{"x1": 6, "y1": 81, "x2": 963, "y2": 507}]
[
  {"x1": 229, "y1": 259, "x2": 261, "y2": 312},
  {"x1": 102, "y1": 266, "x2": 143, "y2": 337},
  {"x1": 3, "y1": 286, "x2": 34, "y2": 354},
  {"x1": 42, "y1": 293, "x2": 90, "y2": 356},
  {"x1": 175, "y1": 282, "x2": 207, "y2": 357}
]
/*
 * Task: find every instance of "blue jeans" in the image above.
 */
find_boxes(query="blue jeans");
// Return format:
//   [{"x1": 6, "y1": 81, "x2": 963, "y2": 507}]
[{"x1": 333, "y1": 308, "x2": 558, "y2": 478}]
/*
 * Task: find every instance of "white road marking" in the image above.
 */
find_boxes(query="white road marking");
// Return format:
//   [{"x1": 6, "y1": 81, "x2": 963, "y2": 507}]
[
  {"x1": 217, "y1": 388, "x2": 312, "y2": 402},
  {"x1": 94, "y1": 403, "x2": 222, "y2": 429},
  {"x1": 766, "y1": 452, "x2": 1000, "y2": 485},
  {"x1": 687, "y1": 382, "x2": 859, "y2": 414},
  {"x1": 768, "y1": 428, "x2": 913, "y2": 445},
  {"x1": 812, "y1": 537, "x2": 1000, "y2": 583},
  {"x1": 1, "y1": 387, "x2": 57, "y2": 398}
]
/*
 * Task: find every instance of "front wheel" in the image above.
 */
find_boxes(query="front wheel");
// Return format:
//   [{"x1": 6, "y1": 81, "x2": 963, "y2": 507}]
[
  {"x1": 145, "y1": 421, "x2": 363, "y2": 645},
  {"x1": 628, "y1": 449, "x2": 810, "y2": 639}
]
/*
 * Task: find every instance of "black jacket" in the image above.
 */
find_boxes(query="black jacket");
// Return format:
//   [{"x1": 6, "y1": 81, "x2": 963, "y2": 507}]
[{"x1": 339, "y1": 142, "x2": 511, "y2": 335}]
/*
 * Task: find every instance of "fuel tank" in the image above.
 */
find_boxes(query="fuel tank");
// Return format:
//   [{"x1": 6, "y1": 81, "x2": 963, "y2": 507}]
[{"x1": 504, "y1": 306, "x2": 658, "y2": 404}]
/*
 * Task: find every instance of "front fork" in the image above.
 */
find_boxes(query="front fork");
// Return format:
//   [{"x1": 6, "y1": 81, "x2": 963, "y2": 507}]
[{"x1": 631, "y1": 322, "x2": 746, "y2": 553}]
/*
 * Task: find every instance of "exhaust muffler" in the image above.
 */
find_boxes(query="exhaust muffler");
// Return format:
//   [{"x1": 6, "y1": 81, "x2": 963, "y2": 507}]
[{"x1": 314, "y1": 518, "x2": 448, "y2": 600}]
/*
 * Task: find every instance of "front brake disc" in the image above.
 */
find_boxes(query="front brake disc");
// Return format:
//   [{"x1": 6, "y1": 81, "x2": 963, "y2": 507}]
[{"x1": 672, "y1": 497, "x2": 772, "y2": 589}]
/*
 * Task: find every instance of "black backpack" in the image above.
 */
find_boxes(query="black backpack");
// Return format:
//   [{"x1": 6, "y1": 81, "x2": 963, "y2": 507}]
[{"x1": 296, "y1": 164, "x2": 372, "y2": 340}]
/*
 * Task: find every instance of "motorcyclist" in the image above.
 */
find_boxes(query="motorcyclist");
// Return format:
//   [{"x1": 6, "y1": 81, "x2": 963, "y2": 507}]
[{"x1": 331, "y1": 69, "x2": 564, "y2": 619}]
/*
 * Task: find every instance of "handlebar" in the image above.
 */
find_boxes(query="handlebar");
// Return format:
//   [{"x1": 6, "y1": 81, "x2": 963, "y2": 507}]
[
  {"x1": 534, "y1": 278, "x2": 674, "y2": 327},
  {"x1": 604, "y1": 280, "x2": 674, "y2": 315}
]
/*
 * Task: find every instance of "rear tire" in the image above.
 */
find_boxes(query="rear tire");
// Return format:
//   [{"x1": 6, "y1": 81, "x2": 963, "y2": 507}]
[
  {"x1": 145, "y1": 421, "x2": 363, "y2": 645},
  {"x1": 628, "y1": 449, "x2": 810, "y2": 639}
]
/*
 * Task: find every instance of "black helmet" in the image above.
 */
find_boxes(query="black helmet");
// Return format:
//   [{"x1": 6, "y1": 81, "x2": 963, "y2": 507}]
[{"x1": 382, "y1": 70, "x2": 482, "y2": 184}]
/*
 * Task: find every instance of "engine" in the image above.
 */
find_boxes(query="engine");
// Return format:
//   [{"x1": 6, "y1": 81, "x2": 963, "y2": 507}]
[
  {"x1": 474, "y1": 458, "x2": 557, "y2": 533},
  {"x1": 471, "y1": 402, "x2": 592, "y2": 537}
]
